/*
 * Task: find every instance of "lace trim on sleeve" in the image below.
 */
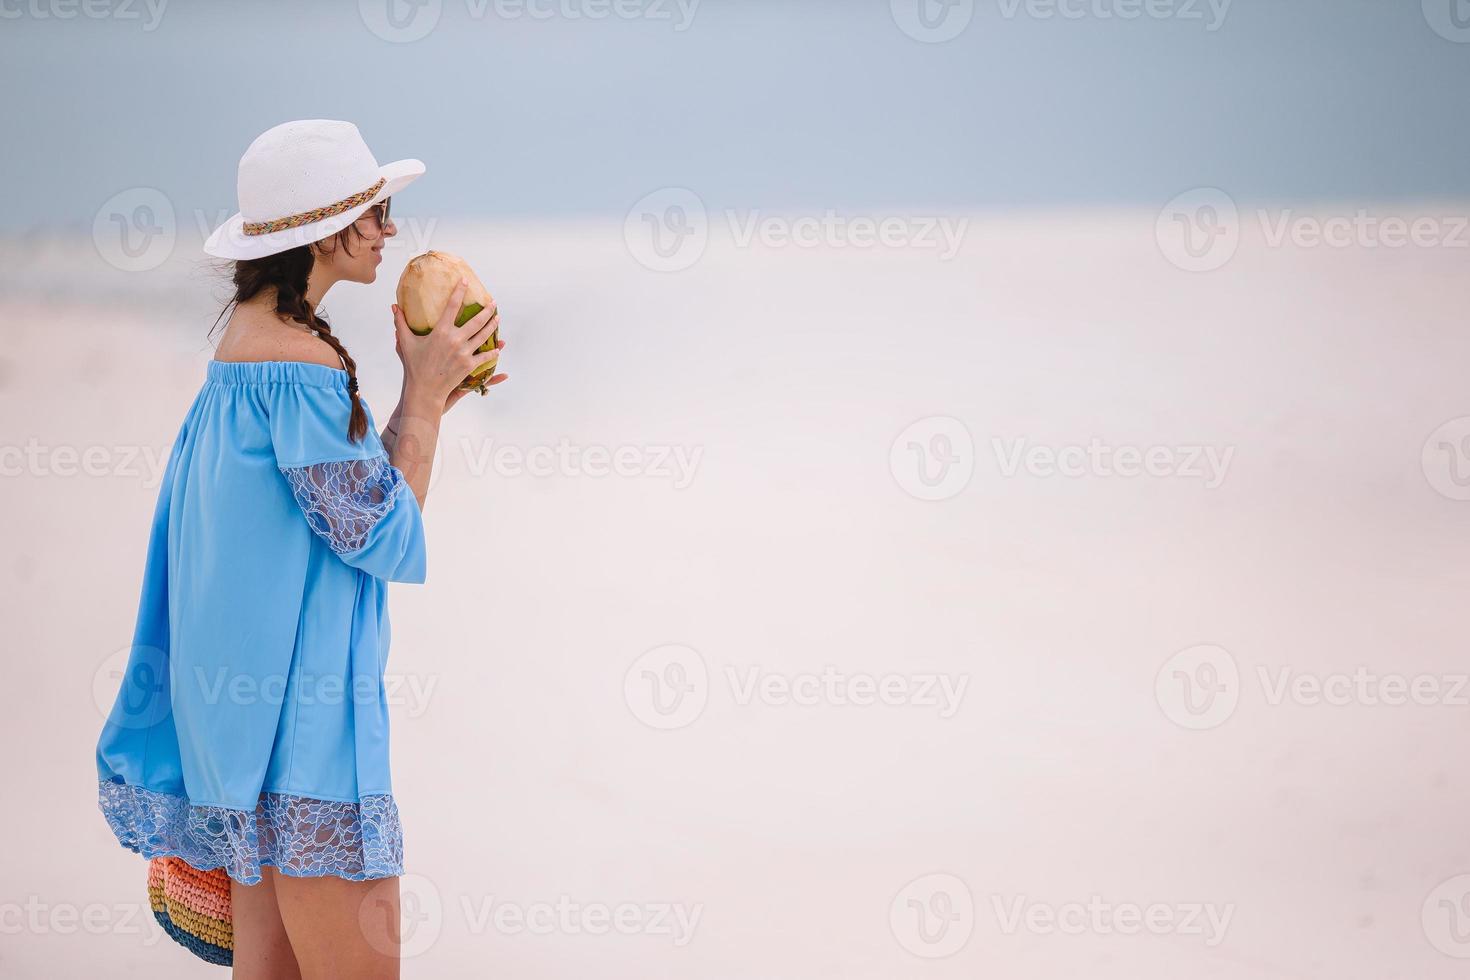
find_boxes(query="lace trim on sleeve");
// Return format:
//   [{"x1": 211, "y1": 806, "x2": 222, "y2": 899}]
[{"x1": 279, "y1": 455, "x2": 407, "y2": 556}]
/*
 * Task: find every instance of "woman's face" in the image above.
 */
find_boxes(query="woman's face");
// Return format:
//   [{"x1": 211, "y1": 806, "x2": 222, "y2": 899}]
[{"x1": 314, "y1": 200, "x2": 397, "y2": 284}]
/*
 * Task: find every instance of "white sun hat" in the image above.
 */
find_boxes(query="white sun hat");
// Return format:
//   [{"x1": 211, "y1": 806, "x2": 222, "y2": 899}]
[{"x1": 204, "y1": 119, "x2": 425, "y2": 261}]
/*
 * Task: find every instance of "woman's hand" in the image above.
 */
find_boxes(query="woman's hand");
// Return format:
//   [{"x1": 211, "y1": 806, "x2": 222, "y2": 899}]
[
  {"x1": 393, "y1": 279, "x2": 503, "y2": 405},
  {"x1": 387, "y1": 280, "x2": 503, "y2": 507},
  {"x1": 445, "y1": 337, "x2": 509, "y2": 412}
]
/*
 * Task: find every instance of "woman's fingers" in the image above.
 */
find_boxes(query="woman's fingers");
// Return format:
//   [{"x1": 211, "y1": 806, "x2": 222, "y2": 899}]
[
  {"x1": 392, "y1": 304, "x2": 413, "y2": 347},
  {"x1": 461, "y1": 306, "x2": 499, "y2": 351},
  {"x1": 435, "y1": 280, "x2": 471, "y2": 331},
  {"x1": 470, "y1": 345, "x2": 502, "y2": 370},
  {"x1": 472, "y1": 373, "x2": 510, "y2": 396}
]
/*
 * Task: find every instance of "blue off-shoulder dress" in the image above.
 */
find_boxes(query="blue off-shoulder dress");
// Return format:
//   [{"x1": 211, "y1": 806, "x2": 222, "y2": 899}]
[{"x1": 96, "y1": 359, "x2": 426, "y2": 886}]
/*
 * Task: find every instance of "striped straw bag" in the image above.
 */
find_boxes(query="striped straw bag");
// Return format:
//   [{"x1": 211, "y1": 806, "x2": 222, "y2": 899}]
[{"x1": 147, "y1": 856, "x2": 233, "y2": 966}]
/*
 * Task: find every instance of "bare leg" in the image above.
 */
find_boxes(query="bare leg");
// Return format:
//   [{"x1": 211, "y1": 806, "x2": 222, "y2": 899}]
[
  {"x1": 272, "y1": 874, "x2": 401, "y2": 980},
  {"x1": 231, "y1": 869, "x2": 302, "y2": 980}
]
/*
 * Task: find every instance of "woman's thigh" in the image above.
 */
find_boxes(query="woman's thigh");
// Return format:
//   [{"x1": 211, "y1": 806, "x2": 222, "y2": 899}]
[
  {"x1": 271, "y1": 873, "x2": 401, "y2": 980},
  {"x1": 230, "y1": 869, "x2": 301, "y2": 980}
]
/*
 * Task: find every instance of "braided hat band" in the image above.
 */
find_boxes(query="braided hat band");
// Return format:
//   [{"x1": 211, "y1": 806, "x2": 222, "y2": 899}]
[{"x1": 242, "y1": 177, "x2": 386, "y2": 237}]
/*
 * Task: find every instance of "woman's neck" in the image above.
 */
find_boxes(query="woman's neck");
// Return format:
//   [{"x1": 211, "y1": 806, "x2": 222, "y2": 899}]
[{"x1": 304, "y1": 264, "x2": 339, "y2": 308}]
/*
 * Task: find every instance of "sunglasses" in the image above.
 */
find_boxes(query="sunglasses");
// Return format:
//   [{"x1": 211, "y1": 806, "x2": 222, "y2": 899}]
[{"x1": 356, "y1": 197, "x2": 392, "y2": 236}]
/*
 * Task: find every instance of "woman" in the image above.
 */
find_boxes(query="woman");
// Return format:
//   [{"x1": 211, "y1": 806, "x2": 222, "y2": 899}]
[{"x1": 95, "y1": 119, "x2": 505, "y2": 977}]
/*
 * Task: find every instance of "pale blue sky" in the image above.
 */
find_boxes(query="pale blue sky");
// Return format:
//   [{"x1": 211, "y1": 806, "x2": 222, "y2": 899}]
[{"x1": 4, "y1": 0, "x2": 1470, "y2": 232}]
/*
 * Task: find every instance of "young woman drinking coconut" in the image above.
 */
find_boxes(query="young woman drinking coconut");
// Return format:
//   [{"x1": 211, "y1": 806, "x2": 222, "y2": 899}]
[{"x1": 95, "y1": 119, "x2": 505, "y2": 977}]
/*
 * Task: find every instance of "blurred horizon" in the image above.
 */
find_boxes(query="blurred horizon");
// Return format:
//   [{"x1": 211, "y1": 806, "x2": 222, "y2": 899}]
[{"x1": 4, "y1": 0, "x2": 1470, "y2": 235}]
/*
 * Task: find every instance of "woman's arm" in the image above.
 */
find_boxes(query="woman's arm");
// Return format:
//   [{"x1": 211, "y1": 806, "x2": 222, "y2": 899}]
[
  {"x1": 385, "y1": 391, "x2": 443, "y2": 509},
  {"x1": 387, "y1": 282, "x2": 502, "y2": 509},
  {"x1": 380, "y1": 366, "x2": 503, "y2": 457},
  {"x1": 380, "y1": 378, "x2": 407, "y2": 456}
]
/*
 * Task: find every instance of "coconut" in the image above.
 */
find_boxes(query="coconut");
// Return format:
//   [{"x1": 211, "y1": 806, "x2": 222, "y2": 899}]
[{"x1": 396, "y1": 251, "x2": 500, "y2": 390}]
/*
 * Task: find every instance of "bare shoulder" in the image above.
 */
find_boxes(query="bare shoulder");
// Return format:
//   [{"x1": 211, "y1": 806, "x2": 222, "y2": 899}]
[{"x1": 214, "y1": 307, "x2": 342, "y2": 370}]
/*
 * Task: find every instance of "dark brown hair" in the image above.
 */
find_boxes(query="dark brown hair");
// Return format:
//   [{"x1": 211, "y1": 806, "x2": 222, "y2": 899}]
[{"x1": 212, "y1": 227, "x2": 370, "y2": 441}]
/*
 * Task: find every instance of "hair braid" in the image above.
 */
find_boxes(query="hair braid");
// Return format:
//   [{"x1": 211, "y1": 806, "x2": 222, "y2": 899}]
[
  {"x1": 308, "y1": 320, "x2": 367, "y2": 440},
  {"x1": 212, "y1": 235, "x2": 370, "y2": 442}
]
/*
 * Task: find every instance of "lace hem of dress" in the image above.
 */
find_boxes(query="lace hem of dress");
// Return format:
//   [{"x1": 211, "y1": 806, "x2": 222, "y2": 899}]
[
  {"x1": 98, "y1": 780, "x2": 403, "y2": 886},
  {"x1": 279, "y1": 455, "x2": 407, "y2": 557}
]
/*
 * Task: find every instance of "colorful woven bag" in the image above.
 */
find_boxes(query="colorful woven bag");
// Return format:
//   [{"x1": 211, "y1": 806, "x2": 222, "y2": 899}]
[{"x1": 147, "y1": 856, "x2": 234, "y2": 966}]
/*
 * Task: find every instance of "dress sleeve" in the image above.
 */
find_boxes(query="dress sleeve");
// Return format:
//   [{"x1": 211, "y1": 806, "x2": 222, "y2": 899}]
[{"x1": 268, "y1": 381, "x2": 427, "y2": 584}]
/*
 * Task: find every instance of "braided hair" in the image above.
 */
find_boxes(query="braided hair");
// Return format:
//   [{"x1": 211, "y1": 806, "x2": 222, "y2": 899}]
[{"x1": 212, "y1": 231, "x2": 369, "y2": 442}]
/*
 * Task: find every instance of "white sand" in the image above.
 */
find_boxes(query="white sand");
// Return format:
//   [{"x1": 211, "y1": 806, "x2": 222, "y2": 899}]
[{"x1": 4, "y1": 208, "x2": 1470, "y2": 977}]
